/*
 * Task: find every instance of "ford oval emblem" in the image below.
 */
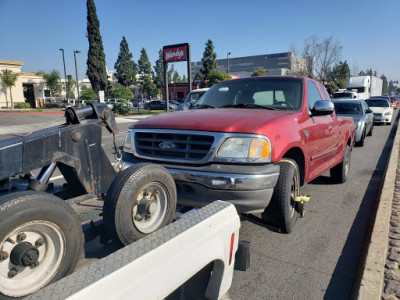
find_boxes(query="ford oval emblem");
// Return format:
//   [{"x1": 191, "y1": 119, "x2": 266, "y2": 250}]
[{"x1": 159, "y1": 142, "x2": 176, "y2": 151}]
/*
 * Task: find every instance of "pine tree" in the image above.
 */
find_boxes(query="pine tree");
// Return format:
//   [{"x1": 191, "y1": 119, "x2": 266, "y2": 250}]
[
  {"x1": 114, "y1": 36, "x2": 138, "y2": 87},
  {"x1": 200, "y1": 39, "x2": 217, "y2": 83},
  {"x1": 86, "y1": 0, "x2": 107, "y2": 95},
  {"x1": 138, "y1": 48, "x2": 156, "y2": 98},
  {"x1": 153, "y1": 49, "x2": 165, "y2": 91}
]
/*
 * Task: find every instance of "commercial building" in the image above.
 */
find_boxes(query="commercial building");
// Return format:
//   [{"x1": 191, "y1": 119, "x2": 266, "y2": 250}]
[
  {"x1": 191, "y1": 52, "x2": 306, "y2": 79},
  {"x1": 0, "y1": 59, "x2": 45, "y2": 108}
]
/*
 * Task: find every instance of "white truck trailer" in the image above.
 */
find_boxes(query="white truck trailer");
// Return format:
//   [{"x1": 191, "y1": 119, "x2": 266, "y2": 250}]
[{"x1": 346, "y1": 76, "x2": 383, "y2": 99}]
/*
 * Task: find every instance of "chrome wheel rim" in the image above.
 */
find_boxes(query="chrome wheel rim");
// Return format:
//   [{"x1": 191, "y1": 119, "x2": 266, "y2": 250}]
[
  {"x1": 132, "y1": 182, "x2": 168, "y2": 234},
  {"x1": 0, "y1": 221, "x2": 65, "y2": 297}
]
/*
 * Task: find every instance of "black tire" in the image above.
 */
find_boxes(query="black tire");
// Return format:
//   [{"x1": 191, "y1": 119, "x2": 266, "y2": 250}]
[
  {"x1": 367, "y1": 123, "x2": 373, "y2": 136},
  {"x1": 262, "y1": 159, "x2": 299, "y2": 233},
  {"x1": 356, "y1": 130, "x2": 365, "y2": 147},
  {"x1": 0, "y1": 191, "x2": 83, "y2": 299},
  {"x1": 103, "y1": 163, "x2": 177, "y2": 246},
  {"x1": 330, "y1": 145, "x2": 351, "y2": 183}
]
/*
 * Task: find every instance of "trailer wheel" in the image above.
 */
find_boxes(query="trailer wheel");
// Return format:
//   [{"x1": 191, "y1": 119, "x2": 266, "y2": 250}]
[
  {"x1": 0, "y1": 191, "x2": 83, "y2": 299},
  {"x1": 104, "y1": 163, "x2": 177, "y2": 246},
  {"x1": 262, "y1": 159, "x2": 299, "y2": 233},
  {"x1": 330, "y1": 145, "x2": 351, "y2": 183}
]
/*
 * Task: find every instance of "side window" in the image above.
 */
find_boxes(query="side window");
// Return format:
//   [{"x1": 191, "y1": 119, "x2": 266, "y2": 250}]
[
  {"x1": 307, "y1": 81, "x2": 322, "y2": 110},
  {"x1": 318, "y1": 83, "x2": 330, "y2": 100}
]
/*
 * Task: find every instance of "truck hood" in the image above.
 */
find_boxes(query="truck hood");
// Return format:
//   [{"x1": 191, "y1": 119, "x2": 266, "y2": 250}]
[
  {"x1": 370, "y1": 107, "x2": 392, "y2": 114},
  {"x1": 131, "y1": 109, "x2": 291, "y2": 133}
]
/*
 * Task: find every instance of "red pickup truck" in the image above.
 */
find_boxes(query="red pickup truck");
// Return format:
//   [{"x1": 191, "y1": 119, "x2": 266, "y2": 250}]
[{"x1": 123, "y1": 76, "x2": 355, "y2": 233}]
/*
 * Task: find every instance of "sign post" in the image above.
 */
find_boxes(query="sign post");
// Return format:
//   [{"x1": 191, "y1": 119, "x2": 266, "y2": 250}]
[{"x1": 163, "y1": 43, "x2": 191, "y2": 111}]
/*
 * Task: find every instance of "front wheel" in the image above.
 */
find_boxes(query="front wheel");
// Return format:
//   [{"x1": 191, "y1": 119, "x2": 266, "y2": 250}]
[
  {"x1": 0, "y1": 191, "x2": 83, "y2": 299},
  {"x1": 330, "y1": 145, "x2": 351, "y2": 183},
  {"x1": 103, "y1": 163, "x2": 177, "y2": 246},
  {"x1": 262, "y1": 159, "x2": 299, "y2": 233},
  {"x1": 367, "y1": 123, "x2": 373, "y2": 136},
  {"x1": 356, "y1": 130, "x2": 365, "y2": 147}
]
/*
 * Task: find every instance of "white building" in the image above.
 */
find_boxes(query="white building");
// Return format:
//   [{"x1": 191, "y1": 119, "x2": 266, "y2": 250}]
[{"x1": 0, "y1": 59, "x2": 45, "y2": 108}]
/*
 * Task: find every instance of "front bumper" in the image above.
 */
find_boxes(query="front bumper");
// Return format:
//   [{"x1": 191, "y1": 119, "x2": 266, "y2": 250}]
[
  {"x1": 166, "y1": 165, "x2": 279, "y2": 214},
  {"x1": 123, "y1": 155, "x2": 280, "y2": 214},
  {"x1": 373, "y1": 115, "x2": 391, "y2": 123}
]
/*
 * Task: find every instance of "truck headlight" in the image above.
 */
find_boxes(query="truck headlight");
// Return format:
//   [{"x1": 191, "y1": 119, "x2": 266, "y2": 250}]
[
  {"x1": 217, "y1": 137, "x2": 270, "y2": 160},
  {"x1": 385, "y1": 111, "x2": 392, "y2": 116}
]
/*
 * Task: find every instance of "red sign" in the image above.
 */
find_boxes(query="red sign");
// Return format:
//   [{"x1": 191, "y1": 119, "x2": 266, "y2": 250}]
[{"x1": 164, "y1": 46, "x2": 187, "y2": 62}]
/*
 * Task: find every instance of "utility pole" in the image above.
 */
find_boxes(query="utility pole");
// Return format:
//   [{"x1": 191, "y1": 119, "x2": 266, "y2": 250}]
[
  {"x1": 59, "y1": 49, "x2": 68, "y2": 102},
  {"x1": 73, "y1": 50, "x2": 81, "y2": 101}
]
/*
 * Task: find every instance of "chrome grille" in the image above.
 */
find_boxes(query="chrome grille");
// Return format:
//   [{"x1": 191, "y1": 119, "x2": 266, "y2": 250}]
[
  {"x1": 373, "y1": 113, "x2": 382, "y2": 117},
  {"x1": 135, "y1": 132, "x2": 214, "y2": 161}
]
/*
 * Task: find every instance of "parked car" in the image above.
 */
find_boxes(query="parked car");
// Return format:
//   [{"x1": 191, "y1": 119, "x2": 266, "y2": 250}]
[
  {"x1": 389, "y1": 95, "x2": 399, "y2": 109},
  {"x1": 181, "y1": 88, "x2": 210, "y2": 110},
  {"x1": 333, "y1": 99, "x2": 374, "y2": 146},
  {"x1": 124, "y1": 76, "x2": 355, "y2": 233},
  {"x1": 364, "y1": 98, "x2": 393, "y2": 125},
  {"x1": 144, "y1": 100, "x2": 177, "y2": 110}
]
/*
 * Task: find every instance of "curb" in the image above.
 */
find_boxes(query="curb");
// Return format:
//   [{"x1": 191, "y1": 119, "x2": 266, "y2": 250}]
[
  {"x1": 0, "y1": 110, "x2": 64, "y2": 114},
  {"x1": 356, "y1": 119, "x2": 400, "y2": 299}
]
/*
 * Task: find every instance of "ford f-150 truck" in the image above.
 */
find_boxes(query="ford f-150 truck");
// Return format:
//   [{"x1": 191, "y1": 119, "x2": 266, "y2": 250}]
[{"x1": 124, "y1": 76, "x2": 355, "y2": 233}]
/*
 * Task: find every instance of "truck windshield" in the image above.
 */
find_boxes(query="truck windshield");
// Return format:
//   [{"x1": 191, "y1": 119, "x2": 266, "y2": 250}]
[
  {"x1": 365, "y1": 99, "x2": 389, "y2": 108},
  {"x1": 192, "y1": 78, "x2": 302, "y2": 111},
  {"x1": 334, "y1": 103, "x2": 363, "y2": 115},
  {"x1": 333, "y1": 92, "x2": 354, "y2": 99}
]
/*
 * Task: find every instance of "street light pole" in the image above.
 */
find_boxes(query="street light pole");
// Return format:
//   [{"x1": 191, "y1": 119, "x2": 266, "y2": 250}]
[
  {"x1": 73, "y1": 50, "x2": 81, "y2": 101},
  {"x1": 227, "y1": 52, "x2": 231, "y2": 75},
  {"x1": 59, "y1": 49, "x2": 68, "y2": 102}
]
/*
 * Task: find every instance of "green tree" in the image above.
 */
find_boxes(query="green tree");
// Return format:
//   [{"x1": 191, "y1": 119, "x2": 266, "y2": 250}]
[
  {"x1": 138, "y1": 48, "x2": 156, "y2": 98},
  {"x1": 114, "y1": 36, "x2": 138, "y2": 87},
  {"x1": 205, "y1": 70, "x2": 230, "y2": 87},
  {"x1": 199, "y1": 39, "x2": 217, "y2": 85},
  {"x1": 173, "y1": 70, "x2": 181, "y2": 82},
  {"x1": 251, "y1": 67, "x2": 265, "y2": 77},
  {"x1": 324, "y1": 82, "x2": 338, "y2": 96},
  {"x1": 110, "y1": 84, "x2": 134, "y2": 99},
  {"x1": 167, "y1": 64, "x2": 174, "y2": 84},
  {"x1": 67, "y1": 75, "x2": 76, "y2": 99},
  {"x1": 153, "y1": 49, "x2": 165, "y2": 92},
  {"x1": 381, "y1": 74, "x2": 388, "y2": 94},
  {"x1": 80, "y1": 85, "x2": 97, "y2": 102},
  {"x1": 43, "y1": 70, "x2": 61, "y2": 102},
  {"x1": 0, "y1": 69, "x2": 20, "y2": 109},
  {"x1": 330, "y1": 61, "x2": 350, "y2": 82},
  {"x1": 86, "y1": 0, "x2": 107, "y2": 95},
  {"x1": 388, "y1": 80, "x2": 396, "y2": 94}
]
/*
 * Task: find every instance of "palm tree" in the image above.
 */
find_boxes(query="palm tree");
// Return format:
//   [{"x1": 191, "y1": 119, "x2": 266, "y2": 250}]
[
  {"x1": 0, "y1": 69, "x2": 20, "y2": 109},
  {"x1": 42, "y1": 70, "x2": 61, "y2": 103}
]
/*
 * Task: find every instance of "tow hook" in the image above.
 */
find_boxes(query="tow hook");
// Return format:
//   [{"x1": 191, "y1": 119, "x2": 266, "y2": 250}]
[{"x1": 294, "y1": 195, "x2": 310, "y2": 218}]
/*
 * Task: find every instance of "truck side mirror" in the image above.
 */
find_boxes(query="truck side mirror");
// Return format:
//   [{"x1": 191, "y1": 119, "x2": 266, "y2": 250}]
[{"x1": 311, "y1": 100, "x2": 334, "y2": 116}]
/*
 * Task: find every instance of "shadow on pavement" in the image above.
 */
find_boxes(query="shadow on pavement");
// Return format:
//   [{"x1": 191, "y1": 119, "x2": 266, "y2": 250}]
[{"x1": 324, "y1": 113, "x2": 399, "y2": 299}]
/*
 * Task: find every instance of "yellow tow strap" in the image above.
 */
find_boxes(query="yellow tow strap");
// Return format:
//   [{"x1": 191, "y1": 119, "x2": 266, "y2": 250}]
[{"x1": 278, "y1": 159, "x2": 310, "y2": 216}]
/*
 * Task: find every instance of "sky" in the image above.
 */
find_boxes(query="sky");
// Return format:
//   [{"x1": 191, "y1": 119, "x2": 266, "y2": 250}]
[{"x1": 0, "y1": 0, "x2": 399, "y2": 83}]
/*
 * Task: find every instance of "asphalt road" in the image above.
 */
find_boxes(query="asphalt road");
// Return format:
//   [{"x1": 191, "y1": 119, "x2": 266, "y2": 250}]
[{"x1": 0, "y1": 109, "x2": 398, "y2": 299}]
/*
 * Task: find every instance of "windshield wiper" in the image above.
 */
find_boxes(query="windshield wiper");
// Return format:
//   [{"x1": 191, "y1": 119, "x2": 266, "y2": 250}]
[
  {"x1": 220, "y1": 103, "x2": 277, "y2": 110},
  {"x1": 192, "y1": 104, "x2": 215, "y2": 109}
]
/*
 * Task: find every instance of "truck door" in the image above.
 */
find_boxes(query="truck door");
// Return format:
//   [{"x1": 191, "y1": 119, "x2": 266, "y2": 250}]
[{"x1": 302, "y1": 80, "x2": 336, "y2": 180}]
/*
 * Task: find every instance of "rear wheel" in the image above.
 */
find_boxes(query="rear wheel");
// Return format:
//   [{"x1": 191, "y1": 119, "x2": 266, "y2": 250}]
[
  {"x1": 0, "y1": 191, "x2": 83, "y2": 299},
  {"x1": 262, "y1": 159, "x2": 299, "y2": 233},
  {"x1": 330, "y1": 145, "x2": 351, "y2": 183},
  {"x1": 103, "y1": 163, "x2": 177, "y2": 246}
]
